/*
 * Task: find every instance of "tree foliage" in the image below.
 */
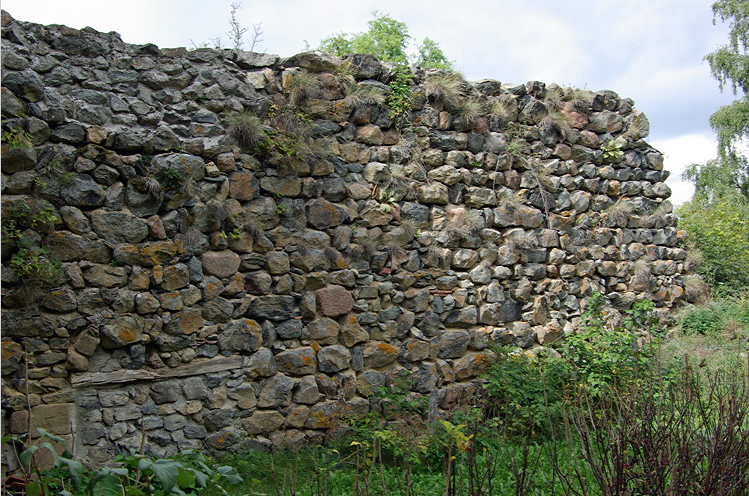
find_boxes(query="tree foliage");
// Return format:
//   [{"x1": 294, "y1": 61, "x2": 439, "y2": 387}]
[
  {"x1": 680, "y1": 0, "x2": 749, "y2": 293},
  {"x1": 318, "y1": 12, "x2": 453, "y2": 70},
  {"x1": 689, "y1": 0, "x2": 749, "y2": 200},
  {"x1": 679, "y1": 196, "x2": 749, "y2": 292}
]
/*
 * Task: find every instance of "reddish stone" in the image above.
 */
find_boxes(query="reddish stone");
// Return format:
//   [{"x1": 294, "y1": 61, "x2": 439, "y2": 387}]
[{"x1": 315, "y1": 285, "x2": 353, "y2": 317}]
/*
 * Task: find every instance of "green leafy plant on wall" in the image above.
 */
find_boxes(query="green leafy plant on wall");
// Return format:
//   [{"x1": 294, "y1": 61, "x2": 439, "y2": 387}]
[
  {"x1": 1, "y1": 126, "x2": 33, "y2": 149},
  {"x1": 2, "y1": 200, "x2": 64, "y2": 291},
  {"x1": 318, "y1": 12, "x2": 453, "y2": 69},
  {"x1": 601, "y1": 139, "x2": 624, "y2": 160},
  {"x1": 387, "y1": 66, "x2": 414, "y2": 124}
]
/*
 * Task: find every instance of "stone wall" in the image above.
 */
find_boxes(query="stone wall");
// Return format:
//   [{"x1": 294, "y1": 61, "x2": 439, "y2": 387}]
[{"x1": 1, "y1": 11, "x2": 687, "y2": 462}]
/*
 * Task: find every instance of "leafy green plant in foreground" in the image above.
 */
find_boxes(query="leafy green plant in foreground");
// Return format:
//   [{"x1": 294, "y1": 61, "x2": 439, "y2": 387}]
[
  {"x1": 564, "y1": 292, "x2": 657, "y2": 396},
  {"x1": 1, "y1": 430, "x2": 242, "y2": 496}
]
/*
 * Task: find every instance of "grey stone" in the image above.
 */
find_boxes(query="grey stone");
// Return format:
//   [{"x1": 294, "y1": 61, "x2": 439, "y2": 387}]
[
  {"x1": 40, "y1": 288, "x2": 77, "y2": 313},
  {"x1": 315, "y1": 285, "x2": 353, "y2": 317},
  {"x1": 100, "y1": 315, "x2": 143, "y2": 348},
  {"x1": 1, "y1": 146, "x2": 37, "y2": 174},
  {"x1": 306, "y1": 199, "x2": 347, "y2": 229},
  {"x1": 125, "y1": 180, "x2": 163, "y2": 217},
  {"x1": 339, "y1": 315, "x2": 369, "y2": 347},
  {"x1": 61, "y1": 174, "x2": 106, "y2": 208},
  {"x1": 90, "y1": 209, "x2": 148, "y2": 244},
  {"x1": 182, "y1": 377, "x2": 209, "y2": 400},
  {"x1": 282, "y1": 51, "x2": 341, "y2": 72},
  {"x1": 201, "y1": 250, "x2": 241, "y2": 279},
  {"x1": 244, "y1": 271, "x2": 273, "y2": 295},
  {"x1": 244, "y1": 410, "x2": 285, "y2": 435},
  {"x1": 150, "y1": 153, "x2": 205, "y2": 183},
  {"x1": 50, "y1": 123, "x2": 86, "y2": 144},
  {"x1": 258, "y1": 374, "x2": 295, "y2": 408},
  {"x1": 416, "y1": 183, "x2": 449, "y2": 204},
  {"x1": 317, "y1": 345, "x2": 351, "y2": 373},
  {"x1": 245, "y1": 348, "x2": 277, "y2": 379},
  {"x1": 293, "y1": 375, "x2": 321, "y2": 404},
  {"x1": 1, "y1": 86, "x2": 27, "y2": 117},
  {"x1": 438, "y1": 330, "x2": 471, "y2": 358},
  {"x1": 233, "y1": 50, "x2": 280, "y2": 69},
  {"x1": 363, "y1": 341, "x2": 399, "y2": 368},
  {"x1": 307, "y1": 317, "x2": 339, "y2": 345},
  {"x1": 151, "y1": 381, "x2": 181, "y2": 404},
  {"x1": 203, "y1": 409, "x2": 234, "y2": 432},
  {"x1": 453, "y1": 351, "x2": 496, "y2": 381},
  {"x1": 3, "y1": 70, "x2": 45, "y2": 101},
  {"x1": 344, "y1": 53, "x2": 387, "y2": 80},
  {"x1": 218, "y1": 319, "x2": 263, "y2": 353},
  {"x1": 247, "y1": 296, "x2": 297, "y2": 321},
  {"x1": 276, "y1": 347, "x2": 317, "y2": 375}
]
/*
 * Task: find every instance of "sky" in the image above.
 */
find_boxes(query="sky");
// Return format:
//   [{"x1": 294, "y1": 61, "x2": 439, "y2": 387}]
[{"x1": 2, "y1": 0, "x2": 737, "y2": 205}]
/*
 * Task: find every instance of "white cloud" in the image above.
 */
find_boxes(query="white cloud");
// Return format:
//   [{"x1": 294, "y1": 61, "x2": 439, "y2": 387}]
[{"x1": 651, "y1": 133, "x2": 718, "y2": 205}]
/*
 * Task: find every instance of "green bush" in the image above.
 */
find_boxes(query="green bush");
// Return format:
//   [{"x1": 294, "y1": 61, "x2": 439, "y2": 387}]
[
  {"x1": 564, "y1": 293, "x2": 656, "y2": 396},
  {"x1": 318, "y1": 12, "x2": 453, "y2": 70},
  {"x1": 681, "y1": 298, "x2": 749, "y2": 334},
  {"x1": 484, "y1": 348, "x2": 570, "y2": 438},
  {"x1": 678, "y1": 197, "x2": 749, "y2": 294}
]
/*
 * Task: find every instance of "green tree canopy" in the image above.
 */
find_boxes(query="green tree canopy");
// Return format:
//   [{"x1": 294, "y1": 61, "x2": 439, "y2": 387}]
[
  {"x1": 679, "y1": 0, "x2": 749, "y2": 293},
  {"x1": 318, "y1": 12, "x2": 453, "y2": 70},
  {"x1": 688, "y1": 0, "x2": 749, "y2": 200}
]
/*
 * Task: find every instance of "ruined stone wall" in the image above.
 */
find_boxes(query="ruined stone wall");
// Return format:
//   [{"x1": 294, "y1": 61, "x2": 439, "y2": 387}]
[{"x1": 1, "y1": 11, "x2": 687, "y2": 462}]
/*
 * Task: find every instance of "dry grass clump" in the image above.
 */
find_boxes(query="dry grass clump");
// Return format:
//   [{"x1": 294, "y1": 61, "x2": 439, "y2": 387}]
[
  {"x1": 602, "y1": 200, "x2": 633, "y2": 228},
  {"x1": 454, "y1": 98, "x2": 482, "y2": 129},
  {"x1": 444, "y1": 208, "x2": 484, "y2": 240},
  {"x1": 286, "y1": 70, "x2": 320, "y2": 106},
  {"x1": 490, "y1": 94, "x2": 519, "y2": 122},
  {"x1": 423, "y1": 72, "x2": 465, "y2": 110},
  {"x1": 344, "y1": 83, "x2": 388, "y2": 107},
  {"x1": 684, "y1": 273, "x2": 711, "y2": 303},
  {"x1": 227, "y1": 112, "x2": 265, "y2": 149}
]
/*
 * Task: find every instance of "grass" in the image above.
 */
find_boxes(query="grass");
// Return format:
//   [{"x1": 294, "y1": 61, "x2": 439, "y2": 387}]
[
  {"x1": 227, "y1": 111, "x2": 265, "y2": 150},
  {"x1": 423, "y1": 72, "x2": 464, "y2": 110},
  {"x1": 286, "y1": 70, "x2": 321, "y2": 107},
  {"x1": 345, "y1": 83, "x2": 388, "y2": 107}
]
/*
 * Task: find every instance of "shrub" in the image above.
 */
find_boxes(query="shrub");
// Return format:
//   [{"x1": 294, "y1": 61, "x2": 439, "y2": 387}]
[
  {"x1": 317, "y1": 12, "x2": 453, "y2": 70},
  {"x1": 9, "y1": 247, "x2": 64, "y2": 287},
  {"x1": 484, "y1": 348, "x2": 570, "y2": 438},
  {"x1": 564, "y1": 292, "x2": 656, "y2": 396},
  {"x1": 2, "y1": 429, "x2": 243, "y2": 496},
  {"x1": 678, "y1": 196, "x2": 749, "y2": 294},
  {"x1": 681, "y1": 298, "x2": 749, "y2": 335},
  {"x1": 154, "y1": 167, "x2": 183, "y2": 191}
]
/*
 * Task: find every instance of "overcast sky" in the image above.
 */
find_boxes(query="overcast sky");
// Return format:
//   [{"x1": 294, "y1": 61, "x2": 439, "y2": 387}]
[{"x1": 2, "y1": 0, "x2": 737, "y2": 204}]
